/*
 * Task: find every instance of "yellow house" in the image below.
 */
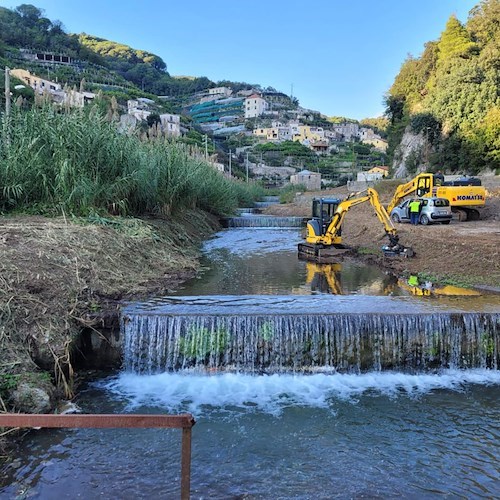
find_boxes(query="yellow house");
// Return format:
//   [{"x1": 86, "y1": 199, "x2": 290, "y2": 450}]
[
  {"x1": 367, "y1": 166, "x2": 389, "y2": 177},
  {"x1": 253, "y1": 127, "x2": 279, "y2": 141},
  {"x1": 293, "y1": 125, "x2": 325, "y2": 143},
  {"x1": 363, "y1": 138, "x2": 388, "y2": 152}
]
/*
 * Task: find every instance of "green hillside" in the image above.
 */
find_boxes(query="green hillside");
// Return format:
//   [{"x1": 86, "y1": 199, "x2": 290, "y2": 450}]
[{"x1": 385, "y1": 0, "x2": 500, "y2": 174}]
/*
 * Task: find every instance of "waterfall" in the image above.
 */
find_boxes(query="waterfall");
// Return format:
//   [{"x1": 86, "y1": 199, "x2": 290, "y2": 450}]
[
  {"x1": 253, "y1": 201, "x2": 278, "y2": 208},
  {"x1": 222, "y1": 216, "x2": 305, "y2": 228},
  {"x1": 122, "y1": 296, "x2": 499, "y2": 374},
  {"x1": 236, "y1": 208, "x2": 259, "y2": 215}
]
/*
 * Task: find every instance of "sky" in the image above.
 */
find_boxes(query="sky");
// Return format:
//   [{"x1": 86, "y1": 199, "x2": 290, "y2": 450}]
[{"x1": 0, "y1": 0, "x2": 479, "y2": 120}]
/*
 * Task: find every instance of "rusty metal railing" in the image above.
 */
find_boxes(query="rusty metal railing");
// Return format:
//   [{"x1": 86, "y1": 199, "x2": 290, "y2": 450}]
[{"x1": 0, "y1": 413, "x2": 196, "y2": 499}]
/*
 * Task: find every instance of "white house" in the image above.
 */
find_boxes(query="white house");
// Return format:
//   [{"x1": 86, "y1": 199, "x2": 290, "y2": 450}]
[
  {"x1": 244, "y1": 94, "x2": 268, "y2": 119},
  {"x1": 159, "y1": 113, "x2": 181, "y2": 137}
]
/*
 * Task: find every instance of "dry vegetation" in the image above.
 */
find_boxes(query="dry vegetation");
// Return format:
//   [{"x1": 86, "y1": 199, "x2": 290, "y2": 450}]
[{"x1": 0, "y1": 211, "x2": 219, "y2": 408}]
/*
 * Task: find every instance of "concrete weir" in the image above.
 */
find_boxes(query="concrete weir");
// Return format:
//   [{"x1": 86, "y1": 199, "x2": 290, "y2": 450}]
[
  {"x1": 221, "y1": 216, "x2": 305, "y2": 228},
  {"x1": 121, "y1": 295, "x2": 500, "y2": 374}
]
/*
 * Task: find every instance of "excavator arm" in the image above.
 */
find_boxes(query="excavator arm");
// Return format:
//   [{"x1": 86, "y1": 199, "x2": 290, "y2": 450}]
[
  {"x1": 386, "y1": 174, "x2": 434, "y2": 213},
  {"x1": 323, "y1": 188, "x2": 398, "y2": 245}
]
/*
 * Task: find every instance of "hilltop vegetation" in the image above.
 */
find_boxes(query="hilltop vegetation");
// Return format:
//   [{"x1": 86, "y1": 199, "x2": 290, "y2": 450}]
[{"x1": 385, "y1": 0, "x2": 500, "y2": 174}]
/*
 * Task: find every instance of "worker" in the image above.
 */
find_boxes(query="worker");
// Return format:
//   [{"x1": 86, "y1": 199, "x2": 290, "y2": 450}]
[
  {"x1": 409, "y1": 199, "x2": 421, "y2": 225},
  {"x1": 408, "y1": 275, "x2": 419, "y2": 286}
]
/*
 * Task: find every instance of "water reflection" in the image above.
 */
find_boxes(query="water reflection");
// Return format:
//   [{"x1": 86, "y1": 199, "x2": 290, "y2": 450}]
[{"x1": 173, "y1": 228, "x2": 490, "y2": 300}]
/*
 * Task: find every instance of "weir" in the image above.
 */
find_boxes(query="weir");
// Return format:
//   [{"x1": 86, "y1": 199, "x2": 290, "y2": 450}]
[
  {"x1": 235, "y1": 208, "x2": 259, "y2": 215},
  {"x1": 222, "y1": 216, "x2": 305, "y2": 228},
  {"x1": 122, "y1": 295, "x2": 499, "y2": 375},
  {"x1": 253, "y1": 201, "x2": 278, "y2": 208}
]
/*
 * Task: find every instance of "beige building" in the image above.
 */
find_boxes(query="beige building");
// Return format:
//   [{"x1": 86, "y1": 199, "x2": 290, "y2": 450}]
[
  {"x1": 290, "y1": 169, "x2": 321, "y2": 190},
  {"x1": 159, "y1": 113, "x2": 181, "y2": 137},
  {"x1": 293, "y1": 125, "x2": 325, "y2": 144},
  {"x1": 10, "y1": 68, "x2": 61, "y2": 93},
  {"x1": 208, "y1": 87, "x2": 232, "y2": 97},
  {"x1": 356, "y1": 166, "x2": 389, "y2": 182},
  {"x1": 363, "y1": 137, "x2": 388, "y2": 152}
]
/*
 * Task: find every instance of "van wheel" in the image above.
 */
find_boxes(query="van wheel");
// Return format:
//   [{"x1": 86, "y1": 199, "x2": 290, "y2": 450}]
[
  {"x1": 391, "y1": 213, "x2": 400, "y2": 223},
  {"x1": 420, "y1": 214, "x2": 430, "y2": 225}
]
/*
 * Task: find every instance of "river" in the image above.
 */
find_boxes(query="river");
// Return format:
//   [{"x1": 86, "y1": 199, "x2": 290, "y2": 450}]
[{"x1": 1, "y1": 226, "x2": 499, "y2": 499}]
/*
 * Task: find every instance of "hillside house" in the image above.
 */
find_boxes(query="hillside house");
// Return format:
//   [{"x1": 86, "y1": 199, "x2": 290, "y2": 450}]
[
  {"x1": 11, "y1": 68, "x2": 61, "y2": 93},
  {"x1": 253, "y1": 121, "x2": 292, "y2": 142},
  {"x1": 331, "y1": 122, "x2": 359, "y2": 141},
  {"x1": 362, "y1": 137, "x2": 388, "y2": 152},
  {"x1": 208, "y1": 87, "x2": 233, "y2": 97},
  {"x1": 245, "y1": 94, "x2": 268, "y2": 118},
  {"x1": 160, "y1": 113, "x2": 181, "y2": 137},
  {"x1": 293, "y1": 125, "x2": 325, "y2": 144},
  {"x1": 356, "y1": 166, "x2": 389, "y2": 182},
  {"x1": 290, "y1": 169, "x2": 321, "y2": 190}
]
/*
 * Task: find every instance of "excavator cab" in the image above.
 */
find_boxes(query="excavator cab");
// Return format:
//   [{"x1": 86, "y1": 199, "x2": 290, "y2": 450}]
[{"x1": 310, "y1": 198, "x2": 341, "y2": 236}]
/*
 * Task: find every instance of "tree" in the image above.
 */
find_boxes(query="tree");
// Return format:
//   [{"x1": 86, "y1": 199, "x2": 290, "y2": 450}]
[
  {"x1": 15, "y1": 4, "x2": 43, "y2": 25},
  {"x1": 438, "y1": 15, "x2": 476, "y2": 62}
]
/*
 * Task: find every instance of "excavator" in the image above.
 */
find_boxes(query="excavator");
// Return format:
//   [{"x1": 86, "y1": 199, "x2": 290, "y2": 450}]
[
  {"x1": 298, "y1": 188, "x2": 414, "y2": 263},
  {"x1": 386, "y1": 173, "x2": 486, "y2": 221}
]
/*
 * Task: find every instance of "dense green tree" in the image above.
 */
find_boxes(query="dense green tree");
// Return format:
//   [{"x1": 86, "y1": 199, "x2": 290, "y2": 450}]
[
  {"x1": 437, "y1": 15, "x2": 477, "y2": 62},
  {"x1": 384, "y1": 0, "x2": 500, "y2": 173}
]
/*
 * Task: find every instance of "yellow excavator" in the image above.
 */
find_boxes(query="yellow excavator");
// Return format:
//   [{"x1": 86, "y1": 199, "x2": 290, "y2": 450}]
[
  {"x1": 298, "y1": 188, "x2": 414, "y2": 263},
  {"x1": 386, "y1": 173, "x2": 486, "y2": 221}
]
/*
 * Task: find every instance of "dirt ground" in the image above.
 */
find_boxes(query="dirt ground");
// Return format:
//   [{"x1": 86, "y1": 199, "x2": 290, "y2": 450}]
[{"x1": 263, "y1": 177, "x2": 500, "y2": 290}]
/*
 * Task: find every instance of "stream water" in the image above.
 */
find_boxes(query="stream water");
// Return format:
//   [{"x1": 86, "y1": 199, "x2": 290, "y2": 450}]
[{"x1": 1, "y1": 226, "x2": 499, "y2": 499}]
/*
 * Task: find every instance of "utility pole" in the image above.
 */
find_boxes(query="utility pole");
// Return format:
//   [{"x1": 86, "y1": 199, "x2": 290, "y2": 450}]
[
  {"x1": 204, "y1": 135, "x2": 208, "y2": 160},
  {"x1": 246, "y1": 152, "x2": 249, "y2": 183},
  {"x1": 5, "y1": 66, "x2": 11, "y2": 118},
  {"x1": 228, "y1": 149, "x2": 232, "y2": 178}
]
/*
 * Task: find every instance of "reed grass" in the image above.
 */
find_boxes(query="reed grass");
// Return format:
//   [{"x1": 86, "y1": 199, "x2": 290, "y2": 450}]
[{"x1": 0, "y1": 106, "x2": 260, "y2": 217}]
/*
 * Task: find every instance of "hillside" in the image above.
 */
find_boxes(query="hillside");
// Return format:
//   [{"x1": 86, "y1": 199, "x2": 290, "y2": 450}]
[{"x1": 385, "y1": 0, "x2": 500, "y2": 175}]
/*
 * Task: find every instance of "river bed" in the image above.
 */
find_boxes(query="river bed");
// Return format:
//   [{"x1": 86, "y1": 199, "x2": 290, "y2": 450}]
[{"x1": 1, "y1": 227, "x2": 499, "y2": 499}]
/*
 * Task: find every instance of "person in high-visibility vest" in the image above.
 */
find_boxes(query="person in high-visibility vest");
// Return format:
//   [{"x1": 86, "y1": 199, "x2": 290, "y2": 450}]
[{"x1": 409, "y1": 199, "x2": 421, "y2": 225}]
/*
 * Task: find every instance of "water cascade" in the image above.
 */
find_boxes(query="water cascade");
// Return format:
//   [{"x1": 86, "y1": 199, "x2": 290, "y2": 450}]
[
  {"x1": 222, "y1": 216, "x2": 305, "y2": 228},
  {"x1": 122, "y1": 295, "x2": 499, "y2": 374},
  {"x1": 235, "y1": 208, "x2": 259, "y2": 215},
  {"x1": 253, "y1": 201, "x2": 278, "y2": 208}
]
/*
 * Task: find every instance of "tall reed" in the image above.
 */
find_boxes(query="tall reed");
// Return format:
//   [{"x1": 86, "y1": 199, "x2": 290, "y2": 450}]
[{"x1": 0, "y1": 106, "x2": 260, "y2": 217}]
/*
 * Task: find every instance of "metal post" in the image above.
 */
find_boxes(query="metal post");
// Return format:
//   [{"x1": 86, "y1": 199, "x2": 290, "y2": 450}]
[
  {"x1": 246, "y1": 152, "x2": 249, "y2": 183},
  {"x1": 5, "y1": 66, "x2": 11, "y2": 117},
  {"x1": 181, "y1": 427, "x2": 192, "y2": 500},
  {"x1": 204, "y1": 135, "x2": 208, "y2": 160},
  {"x1": 0, "y1": 413, "x2": 195, "y2": 498}
]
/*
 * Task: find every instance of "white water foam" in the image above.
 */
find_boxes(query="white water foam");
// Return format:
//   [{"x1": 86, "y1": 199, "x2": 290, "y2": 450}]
[{"x1": 97, "y1": 370, "x2": 500, "y2": 417}]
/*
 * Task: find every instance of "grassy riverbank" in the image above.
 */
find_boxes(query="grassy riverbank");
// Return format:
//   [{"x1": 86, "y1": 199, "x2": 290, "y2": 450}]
[{"x1": 0, "y1": 210, "x2": 219, "y2": 428}]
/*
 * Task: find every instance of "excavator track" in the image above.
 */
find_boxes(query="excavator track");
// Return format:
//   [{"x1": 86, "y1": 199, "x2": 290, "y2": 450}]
[{"x1": 297, "y1": 243, "x2": 351, "y2": 264}]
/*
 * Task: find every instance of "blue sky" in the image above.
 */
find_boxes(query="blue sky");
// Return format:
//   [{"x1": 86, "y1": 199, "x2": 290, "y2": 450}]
[{"x1": 1, "y1": 0, "x2": 479, "y2": 119}]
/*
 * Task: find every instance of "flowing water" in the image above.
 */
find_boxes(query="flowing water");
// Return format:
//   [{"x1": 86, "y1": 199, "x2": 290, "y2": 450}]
[{"x1": 2, "y1": 226, "x2": 499, "y2": 499}]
